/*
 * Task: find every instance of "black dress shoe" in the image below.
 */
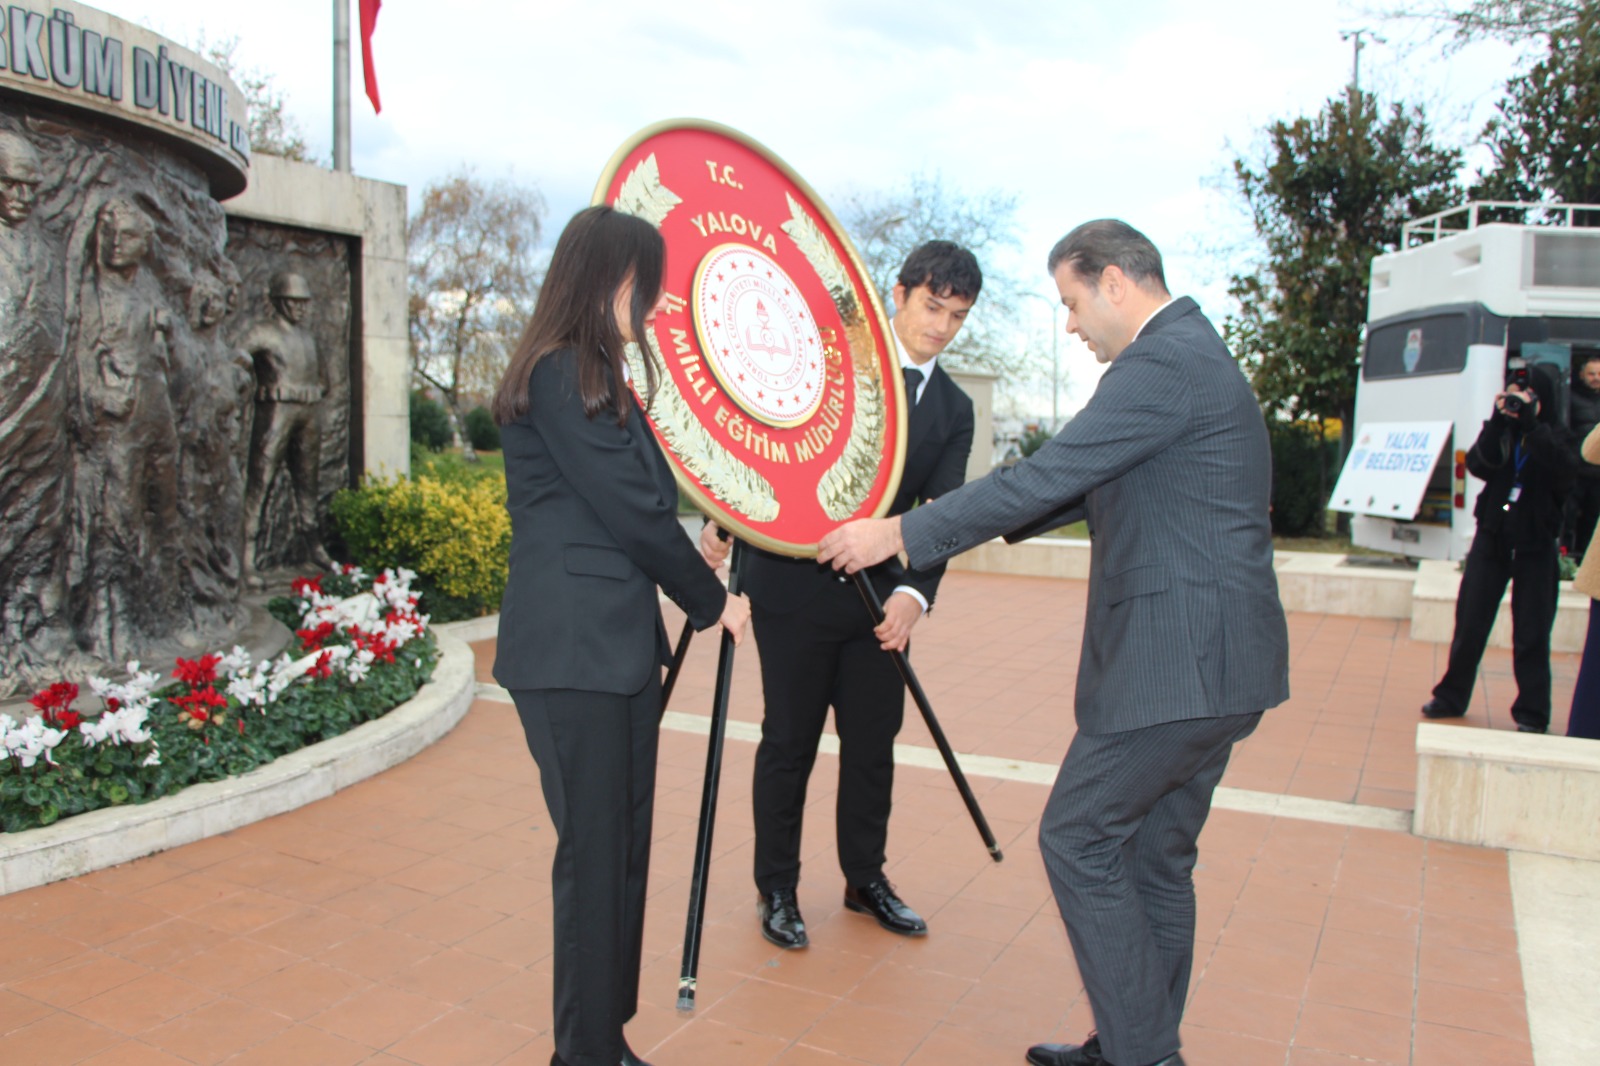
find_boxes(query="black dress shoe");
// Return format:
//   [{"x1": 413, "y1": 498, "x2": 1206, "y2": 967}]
[
  {"x1": 621, "y1": 1039, "x2": 653, "y2": 1066},
  {"x1": 758, "y1": 888, "x2": 808, "y2": 948},
  {"x1": 843, "y1": 879, "x2": 927, "y2": 936},
  {"x1": 1026, "y1": 1034, "x2": 1106, "y2": 1066},
  {"x1": 1421, "y1": 698, "x2": 1465, "y2": 719},
  {"x1": 1516, "y1": 722, "x2": 1548, "y2": 734}
]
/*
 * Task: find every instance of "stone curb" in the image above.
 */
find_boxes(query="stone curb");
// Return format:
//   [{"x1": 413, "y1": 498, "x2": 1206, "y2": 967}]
[{"x1": 0, "y1": 631, "x2": 476, "y2": 896}]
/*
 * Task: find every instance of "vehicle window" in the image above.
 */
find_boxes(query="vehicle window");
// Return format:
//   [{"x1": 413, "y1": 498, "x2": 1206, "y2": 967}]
[{"x1": 1363, "y1": 314, "x2": 1469, "y2": 380}]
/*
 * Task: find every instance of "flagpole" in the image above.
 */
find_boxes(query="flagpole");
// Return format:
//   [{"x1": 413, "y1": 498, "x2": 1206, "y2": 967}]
[{"x1": 333, "y1": 0, "x2": 351, "y2": 172}]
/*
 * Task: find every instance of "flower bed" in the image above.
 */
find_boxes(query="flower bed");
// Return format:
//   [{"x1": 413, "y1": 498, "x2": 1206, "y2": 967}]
[{"x1": 0, "y1": 566, "x2": 437, "y2": 834}]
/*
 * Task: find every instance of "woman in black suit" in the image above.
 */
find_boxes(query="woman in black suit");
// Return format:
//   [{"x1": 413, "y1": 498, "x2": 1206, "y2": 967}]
[{"x1": 491, "y1": 206, "x2": 750, "y2": 1066}]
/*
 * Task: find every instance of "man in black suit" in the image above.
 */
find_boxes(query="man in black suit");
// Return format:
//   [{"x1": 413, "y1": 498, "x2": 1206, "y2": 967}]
[
  {"x1": 821, "y1": 221, "x2": 1290, "y2": 1066},
  {"x1": 703, "y1": 241, "x2": 981, "y2": 949}
]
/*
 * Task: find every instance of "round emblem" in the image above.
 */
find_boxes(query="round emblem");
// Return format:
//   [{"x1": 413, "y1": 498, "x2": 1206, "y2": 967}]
[
  {"x1": 593, "y1": 120, "x2": 907, "y2": 557},
  {"x1": 694, "y1": 245, "x2": 826, "y2": 428}
]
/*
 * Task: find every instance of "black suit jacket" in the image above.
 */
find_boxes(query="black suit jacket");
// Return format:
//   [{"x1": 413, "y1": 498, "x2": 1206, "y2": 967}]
[
  {"x1": 493, "y1": 350, "x2": 727, "y2": 694},
  {"x1": 744, "y1": 361, "x2": 975, "y2": 612}
]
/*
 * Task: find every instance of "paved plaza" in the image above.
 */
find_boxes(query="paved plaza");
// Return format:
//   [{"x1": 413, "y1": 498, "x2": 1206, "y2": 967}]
[{"x1": 0, "y1": 570, "x2": 1593, "y2": 1065}]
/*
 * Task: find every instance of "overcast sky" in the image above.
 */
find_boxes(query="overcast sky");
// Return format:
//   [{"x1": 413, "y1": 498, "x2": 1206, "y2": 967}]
[{"x1": 117, "y1": 0, "x2": 1528, "y2": 416}]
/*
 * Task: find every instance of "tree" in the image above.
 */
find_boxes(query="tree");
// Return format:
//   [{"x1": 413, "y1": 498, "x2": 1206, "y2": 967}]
[
  {"x1": 1392, "y1": 0, "x2": 1588, "y2": 46},
  {"x1": 195, "y1": 36, "x2": 312, "y2": 161},
  {"x1": 408, "y1": 171, "x2": 545, "y2": 458},
  {"x1": 1227, "y1": 90, "x2": 1463, "y2": 524},
  {"x1": 1228, "y1": 90, "x2": 1463, "y2": 429},
  {"x1": 834, "y1": 170, "x2": 1035, "y2": 376},
  {"x1": 1473, "y1": 3, "x2": 1600, "y2": 208}
]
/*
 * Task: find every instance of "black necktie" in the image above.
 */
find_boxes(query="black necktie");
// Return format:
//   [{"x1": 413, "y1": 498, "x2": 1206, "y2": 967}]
[{"x1": 903, "y1": 366, "x2": 924, "y2": 407}]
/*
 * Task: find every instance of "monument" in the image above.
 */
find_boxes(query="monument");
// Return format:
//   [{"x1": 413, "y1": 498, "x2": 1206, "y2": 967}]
[{"x1": 0, "y1": 1, "x2": 376, "y2": 697}]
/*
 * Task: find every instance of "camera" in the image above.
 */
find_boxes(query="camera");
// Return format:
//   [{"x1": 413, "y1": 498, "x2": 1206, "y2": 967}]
[{"x1": 1503, "y1": 393, "x2": 1526, "y2": 415}]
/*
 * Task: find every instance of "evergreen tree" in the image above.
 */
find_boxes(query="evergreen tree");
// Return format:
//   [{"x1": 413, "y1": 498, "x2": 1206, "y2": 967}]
[{"x1": 1227, "y1": 90, "x2": 1463, "y2": 438}]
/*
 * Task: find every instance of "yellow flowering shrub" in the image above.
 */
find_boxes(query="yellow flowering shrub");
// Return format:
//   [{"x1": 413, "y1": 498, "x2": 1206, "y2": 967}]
[{"x1": 330, "y1": 473, "x2": 510, "y2": 621}]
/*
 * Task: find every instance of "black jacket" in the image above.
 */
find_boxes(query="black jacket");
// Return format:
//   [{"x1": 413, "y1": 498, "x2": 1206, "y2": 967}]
[
  {"x1": 1570, "y1": 380, "x2": 1600, "y2": 481},
  {"x1": 742, "y1": 361, "x2": 975, "y2": 612},
  {"x1": 493, "y1": 350, "x2": 727, "y2": 694},
  {"x1": 1468, "y1": 402, "x2": 1578, "y2": 549}
]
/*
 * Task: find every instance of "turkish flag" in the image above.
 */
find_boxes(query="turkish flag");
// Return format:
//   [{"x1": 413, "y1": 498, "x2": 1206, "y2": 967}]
[{"x1": 359, "y1": 0, "x2": 382, "y2": 113}]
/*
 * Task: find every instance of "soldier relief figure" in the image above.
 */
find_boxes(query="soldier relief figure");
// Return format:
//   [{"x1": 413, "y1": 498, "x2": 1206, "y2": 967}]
[{"x1": 240, "y1": 271, "x2": 335, "y2": 585}]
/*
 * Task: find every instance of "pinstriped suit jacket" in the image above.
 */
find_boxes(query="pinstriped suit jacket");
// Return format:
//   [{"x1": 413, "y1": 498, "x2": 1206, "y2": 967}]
[{"x1": 901, "y1": 297, "x2": 1289, "y2": 734}]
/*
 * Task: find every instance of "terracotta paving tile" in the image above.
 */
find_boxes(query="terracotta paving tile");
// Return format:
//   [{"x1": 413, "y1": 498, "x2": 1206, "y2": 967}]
[
  {"x1": 312, "y1": 927, "x2": 440, "y2": 985},
  {"x1": 76, "y1": 1042, "x2": 196, "y2": 1065},
  {"x1": 652, "y1": 1016, "x2": 796, "y2": 1065},
  {"x1": 1181, "y1": 1026, "x2": 1292, "y2": 1065},
  {"x1": 700, "y1": 978, "x2": 837, "y2": 1041},
  {"x1": 1418, "y1": 945, "x2": 1527, "y2": 996},
  {"x1": 0, "y1": 880, "x2": 107, "y2": 925},
  {"x1": 385, "y1": 947, "x2": 520, "y2": 1002},
  {"x1": 942, "y1": 978, "x2": 1072, "y2": 1040},
  {"x1": 1183, "y1": 980, "x2": 1303, "y2": 1043},
  {"x1": 140, "y1": 997, "x2": 292, "y2": 1064},
  {"x1": 2, "y1": 1011, "x2": 123, "y2": 1064},
  {"x1": 246, "y1": 907, "x2": 372, "y2": 957},
  {"x1": 307, "y1": 981, "x2": 451, "y2": 1048},
  {"x1": 1412, "y1": 1019, "x2": 1534, "y2": 1065},
  {"x1": 103, "y1": 918, "x2": 231, "y2": 971},
  {"x1": 69, "y1": 971, "x2": 219, "y2": 1035},
  {"x1": 801, "y1": 1000, "x2": 938, "y2": 1062},
  {"x1": 1304, "y1": 959, "x2": 1415, "y2": 1018},
  {"x1": 382, "y1": 1007, "x2": 536, "y2": 1066},
  {"x1": 902, "y1": 1020, "x2": 1029, "y2": 1064},
  {"x1": 1294, "y1": 1001, "x2": 1415, "y2": 1062},
  {"x1": 130, "y1": 870, "x2": 244, "y2": 915},
  {"x1": 216, "y1": 1024, "x2": 372, "y2": 1066},
  {"x1": 0, "y1": 985, "x2": 58, "y2": 1035},
  {"x1": 1416, "y1": 979, "x2": 1529, "y2": 1038},
  {"x1": 8, "y1": 951, "x2": 149, "y2": 1009},
  {"x1": 186, "y1": 888, "x2": 303, "y2": 935},
  {"x1": 453, "y1": 913, "x2": 554, "y2": 968},
  {"x1": 233, "y1": 957, "x2": 372, "y2": 1020},
  {"x1": 162, "y1": 936, "x2": 300, "y2": 993}
]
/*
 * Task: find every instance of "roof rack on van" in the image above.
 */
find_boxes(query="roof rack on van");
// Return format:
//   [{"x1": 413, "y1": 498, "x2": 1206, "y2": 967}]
[{"x1": 1402, "y1": 201, "x2": 1600, "y2": 247}]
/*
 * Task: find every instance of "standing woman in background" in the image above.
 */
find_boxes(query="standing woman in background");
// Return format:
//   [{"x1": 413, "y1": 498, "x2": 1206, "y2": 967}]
[
  {"x1": 1568, "y1": 423, "x2": 1600, "y2": 741},
  {"x1": 491, "y1": 206, "x2": 750, "y2": 1066}
]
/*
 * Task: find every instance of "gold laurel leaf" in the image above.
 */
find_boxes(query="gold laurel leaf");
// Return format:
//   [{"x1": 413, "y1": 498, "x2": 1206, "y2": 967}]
[
  {"x1": 780, "y1": 195, "x2": 886, "y2": 520},
  {"x1": 613, "y1": 153, "x2": 682, "y2": 227},
  {"x1": 625, "y1": 341, "x2": 780, "y2": 522}
]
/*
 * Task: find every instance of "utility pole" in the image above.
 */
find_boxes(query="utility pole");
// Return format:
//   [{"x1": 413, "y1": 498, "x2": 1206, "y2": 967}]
[
  {"x1": 1339, "y1": 28, "x2": 1385, "y2": 93},
  {"x1": 333, "y1": 0, "x2": 351, "y2": 172}
]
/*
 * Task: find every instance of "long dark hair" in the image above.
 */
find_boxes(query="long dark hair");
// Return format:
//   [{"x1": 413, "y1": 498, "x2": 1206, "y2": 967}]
[{"x1": 492, "y1": 206, "x2": 663, "y2": 426}]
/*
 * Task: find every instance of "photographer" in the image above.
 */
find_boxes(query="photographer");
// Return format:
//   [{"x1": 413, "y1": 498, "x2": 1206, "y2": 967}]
[{"x1": 1423, "y1": 364, "x2": 1578, "y2": 733}]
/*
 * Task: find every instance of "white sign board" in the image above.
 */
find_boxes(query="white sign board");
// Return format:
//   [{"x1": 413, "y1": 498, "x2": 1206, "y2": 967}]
[{"x1": 1329, "y1": 421, "x2": 1453, "y2": 519}]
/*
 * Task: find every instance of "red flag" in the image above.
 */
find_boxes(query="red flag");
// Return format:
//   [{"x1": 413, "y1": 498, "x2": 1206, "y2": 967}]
[{"x1": 359, "y1": 0, "x2": 382, "y2": 113}]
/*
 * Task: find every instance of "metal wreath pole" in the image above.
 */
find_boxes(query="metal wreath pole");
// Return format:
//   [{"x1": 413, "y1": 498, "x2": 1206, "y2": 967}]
[
  {"x1": 676, "y1": 541, "x2": 744, "y2": 1011},
  {"x1": 659, "y1": 618, "x2": 695, "y2": 717},
  {"x1": 851, "y1": 572, "x2": 1003, "y2": 863}
]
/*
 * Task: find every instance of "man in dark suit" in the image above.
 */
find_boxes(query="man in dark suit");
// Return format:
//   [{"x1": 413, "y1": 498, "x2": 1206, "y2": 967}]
[
  {"x1": 821, "y1": 220, "x2": 1290, "y2": 1066},
  {"x1": 703, "y1": 241, "x2": 981, "y2": 949}
]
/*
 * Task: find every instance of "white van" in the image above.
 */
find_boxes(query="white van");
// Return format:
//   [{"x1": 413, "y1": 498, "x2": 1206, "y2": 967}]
[{"x1": 1330, "y1": 203, "x2": 1600, "y2": 560}]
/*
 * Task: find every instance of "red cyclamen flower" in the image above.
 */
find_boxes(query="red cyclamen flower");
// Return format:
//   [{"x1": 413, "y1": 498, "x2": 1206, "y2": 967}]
[{"x1": 174, "y1": 655, "x2": 221, "y2": 687}]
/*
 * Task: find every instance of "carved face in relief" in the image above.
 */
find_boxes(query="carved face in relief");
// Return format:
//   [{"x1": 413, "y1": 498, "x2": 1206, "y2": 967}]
[
  {"x1": 0, "y1": 132, "x2": 43, "y2": 226},
  {"x1": 189, "y1": 273, "x2": 228, "y2": 330},
  {"x1": 269, "y1": 272, "x2": 313, "y2": 326},
  {"x1": 97, "y1": 200, "x2": 155, "y2": 271}
]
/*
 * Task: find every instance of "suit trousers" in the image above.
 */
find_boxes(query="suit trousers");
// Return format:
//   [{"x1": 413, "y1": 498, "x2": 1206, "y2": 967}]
[
  {"x1": 511, "y1": 676, "x2": 661, "y2": 1066},
  {"x1": 751, "y1": 583, "x2": 905, "y2": 894},
  {"x1": 1040, "y1": 711, "x2": 1261, "y2": 1066},
  {"x1": 1432, "y1": 529, "x2": 1558, "y2": 730}
]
